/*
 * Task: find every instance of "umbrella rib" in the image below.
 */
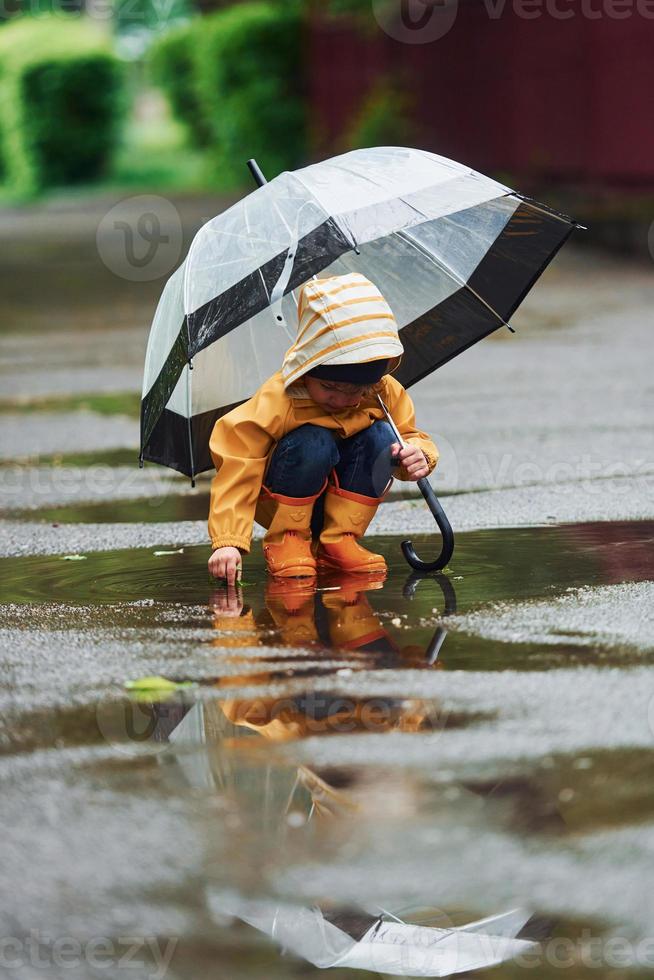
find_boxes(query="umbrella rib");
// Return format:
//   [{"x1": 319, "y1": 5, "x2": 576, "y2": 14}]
[
  {"x1": 317, "y1": 160, "x2": 385, "y2": 191},
  {"x1": 512, "y1": 193, "x2": 580, "y2": 226},
  {"x1": 395, "y1": 228, "x2": 515, "y2": 332}
]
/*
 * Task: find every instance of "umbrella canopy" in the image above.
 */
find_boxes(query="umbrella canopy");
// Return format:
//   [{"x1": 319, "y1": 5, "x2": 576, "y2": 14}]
[{"x1": 140, "y1": 146, "x2": 578, "y2": 478}]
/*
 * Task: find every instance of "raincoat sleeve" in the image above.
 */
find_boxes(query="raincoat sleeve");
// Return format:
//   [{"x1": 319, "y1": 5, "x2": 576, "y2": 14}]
[
  {"x1": 208, "y1": 379, "x2": 287, "y2": 553},
  {"x1": 385, "y1": 377, "x2": 439, "y2": 481}
]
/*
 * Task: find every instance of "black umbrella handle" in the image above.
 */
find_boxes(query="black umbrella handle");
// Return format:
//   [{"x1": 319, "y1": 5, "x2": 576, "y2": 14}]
[
  {"x1": 402, "y1": 571, "x2": 457, "y2": 665},
  {"x1": 401, "y1": 477, "x2": 454, "y2": 572},
  {"x1": 402, "y1": 570, "x2": 457, "y2": 613},
  {"x1": 376, "y1": 394, "x2": 454, "y2": 572},
  {"x1": 247, "y1": 158, "x2": 267, "y2": 187}
]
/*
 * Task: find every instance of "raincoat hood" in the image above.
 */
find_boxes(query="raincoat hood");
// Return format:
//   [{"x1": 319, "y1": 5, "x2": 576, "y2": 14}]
[{"x1": 281, "y1": 272, "x2": 404, "y2": 389}]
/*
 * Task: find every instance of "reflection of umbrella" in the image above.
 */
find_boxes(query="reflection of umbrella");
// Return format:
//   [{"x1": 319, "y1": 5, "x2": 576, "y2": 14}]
[
  {"x1": 140, "y1": 146, "x2": 579, "y2": 479},
  {"x1": 166, "y1": 705, "x2": 538, "y2": 976},
  {"x1": 208, "y1": 892, "x2": 537, "y2": 976}
]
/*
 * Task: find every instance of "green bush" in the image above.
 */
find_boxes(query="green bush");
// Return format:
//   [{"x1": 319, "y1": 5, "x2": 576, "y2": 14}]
[
  {"x1": 194, "y1": 1, "x2": 305, "y2": 187},
  {"x1": 0, "y1": 16, "x2": 126, "y2": 197},
  {"x1": 342, "y1": 78, "x2": 418, "y2": 151},
  {"x1": 148, "y1": 21, "x2": 211, "y2": 148}
]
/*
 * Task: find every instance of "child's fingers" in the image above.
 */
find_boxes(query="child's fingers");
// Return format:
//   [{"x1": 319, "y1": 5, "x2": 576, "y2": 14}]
[
  {"x1": 392, "y1": 444, "x2": 429, "y2": 479},
  {"x1": 398, "y1": 445, "x2": 420, "y2": 464},
  {"x1": 208, "y1": 547, "x2": 242, "y2": 583},
  {"x1": 225, "y1": 556, "x2": 240, "y2": 586},
  {"x1": 404, "y1": 449, "x2": 429, "y2": 479},
  {"x1": 394, "y1": 445, "x2": 410, "y2": 465}
]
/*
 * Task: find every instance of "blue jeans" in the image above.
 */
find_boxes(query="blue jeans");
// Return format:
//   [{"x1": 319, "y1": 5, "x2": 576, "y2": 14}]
[{"x1": 264, "y1": 422, "x2": 397, "y2": 536}]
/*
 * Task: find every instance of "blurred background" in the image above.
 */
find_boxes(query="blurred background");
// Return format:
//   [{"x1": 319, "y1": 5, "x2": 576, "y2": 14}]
[{"x1": 0, "y1": 0, "x2": 652, "y2": 249}]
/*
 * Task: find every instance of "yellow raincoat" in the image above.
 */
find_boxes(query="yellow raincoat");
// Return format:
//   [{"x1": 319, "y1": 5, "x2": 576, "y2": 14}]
[{"x1": 208, "y1": 272, "x2": 439, "y2": 552}]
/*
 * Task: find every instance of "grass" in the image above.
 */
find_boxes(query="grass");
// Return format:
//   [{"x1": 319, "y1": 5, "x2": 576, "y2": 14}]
[
  {"x1": 0, "y1": 447, "x2": 140, "y2": 469},
  {"x1": 107, "y1": 107, "x2": 212, "y2": 192},
  {"x1": 0, "y1": 392, "x2": 141, "y2": 417}
]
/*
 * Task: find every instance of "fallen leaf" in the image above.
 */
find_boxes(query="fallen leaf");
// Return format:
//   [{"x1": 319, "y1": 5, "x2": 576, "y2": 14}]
[{"x1": 124, "y1": 675, "x2": 193, "y2": 692}]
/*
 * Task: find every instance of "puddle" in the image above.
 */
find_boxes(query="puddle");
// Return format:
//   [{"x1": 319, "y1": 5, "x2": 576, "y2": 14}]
[
  {"x1": 1, "y1": 520, "x2": 652, "y2": 671},
  {"x1": 8, "y1": 490, "x2": 210, "y2": 524},
  {"x1": 3, "y1": 520, "x2": 654, "y2": 606},
  {"x1": 1, "y1": 520, "x2": 654, "y2": 978},
  {"x1": 3, "y1": 688, "x2": 652, "y2": 980},
  {"x1": 0, "y1": 447, "x2": 143, "y2": 471}
]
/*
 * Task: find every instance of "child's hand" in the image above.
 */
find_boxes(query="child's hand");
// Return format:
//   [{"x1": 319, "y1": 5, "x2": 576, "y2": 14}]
[
  {"x1": 208, "y1": 546, "x2": 242, "y2": 586},
  {"x1": 210, "y1": 586, "x2": 244, "y2": 618},
  {"x1": 391, "y1": 442, "x2": 429, "y2": 481}
]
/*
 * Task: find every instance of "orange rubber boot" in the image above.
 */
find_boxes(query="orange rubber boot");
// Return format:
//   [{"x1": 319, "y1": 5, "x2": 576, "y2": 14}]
[
  {"x1": 322, "y1": 585, "x2": 389, "y2": 650},
  {"x1": 262, "y1": 490, "x2": 319, "y2": 578},
  {"x1": 317, "y1": 485, "x2": 386, "y2": 574},
  {"x1": 265, "y1": 579, "x2": 318, "y2": 645}
]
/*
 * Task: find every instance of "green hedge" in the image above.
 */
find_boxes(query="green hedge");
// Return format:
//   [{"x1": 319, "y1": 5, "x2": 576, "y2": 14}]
[
  {"x1": 148, "y1": 20, "x2": 211, "y2": 148},
  {"x1": 197, "y1": 2, "x2": 305, "y2": 185},
  {"x1": 150, "y1": 3, "x2": 305, "y2": 189},
  {"x1": 0, "y1": 16, "x2": 126, "y2": 197},
  {"x1": 343, "y1": 78, "x2": 418, "y2": 151}
]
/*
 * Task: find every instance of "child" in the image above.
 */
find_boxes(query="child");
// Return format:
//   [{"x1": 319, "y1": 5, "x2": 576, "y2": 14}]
[{"x1": 207, "y1": 272, "x2": 438, "y2": 585}]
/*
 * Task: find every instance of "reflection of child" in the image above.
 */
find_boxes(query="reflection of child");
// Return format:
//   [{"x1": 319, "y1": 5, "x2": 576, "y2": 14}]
[{"x1": 207, "y1": 272, "x2": 439, "y2": 584}]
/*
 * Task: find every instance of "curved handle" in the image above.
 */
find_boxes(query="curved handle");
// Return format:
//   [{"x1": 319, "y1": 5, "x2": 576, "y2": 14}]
[
  {"x1": 402, "y1": 571, "x2": 457, "y2": 665},
  {"x1": 401, "y1": 477, "x2": 454, "y2": 572},
  {"x1": 402, "y1": 570, "x2": 457, "y2": 614}
]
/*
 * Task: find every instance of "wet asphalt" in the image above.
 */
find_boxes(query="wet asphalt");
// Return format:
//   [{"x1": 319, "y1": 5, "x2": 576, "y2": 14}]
[{"x1": 0, "y1": 194, "x2": 653, "y2": 979}]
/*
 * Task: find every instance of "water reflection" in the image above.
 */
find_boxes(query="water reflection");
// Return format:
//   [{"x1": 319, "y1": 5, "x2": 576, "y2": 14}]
[
  {"x1": 209, "y1": 571, "x2": 457, "y2": 678},
  {"x1": 403, "y1": 573, "x2": 457, "y2": 665},
  {"x1": 205, "y1": 894, "x2": 536, "y2": 976},
  {"x1": 124, "y1": 573, "x2": 542, "y2": 977},
  {"x1": 77, "y1": 536, "x2": 654, "y2": 977},
  {"x1": 154, "y1": 715, "x2": 536, "y2": 974}
]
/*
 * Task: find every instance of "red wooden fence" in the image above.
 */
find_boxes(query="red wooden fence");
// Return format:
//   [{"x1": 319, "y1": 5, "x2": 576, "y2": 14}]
[{"x1": 307, "y1": 4, "x2": 654, "y2": 186}]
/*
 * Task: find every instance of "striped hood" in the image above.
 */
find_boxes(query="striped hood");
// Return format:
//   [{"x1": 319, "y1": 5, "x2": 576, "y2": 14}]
[{"x1": 281, "y1": 272, "x2": 404, "y2": 389}]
